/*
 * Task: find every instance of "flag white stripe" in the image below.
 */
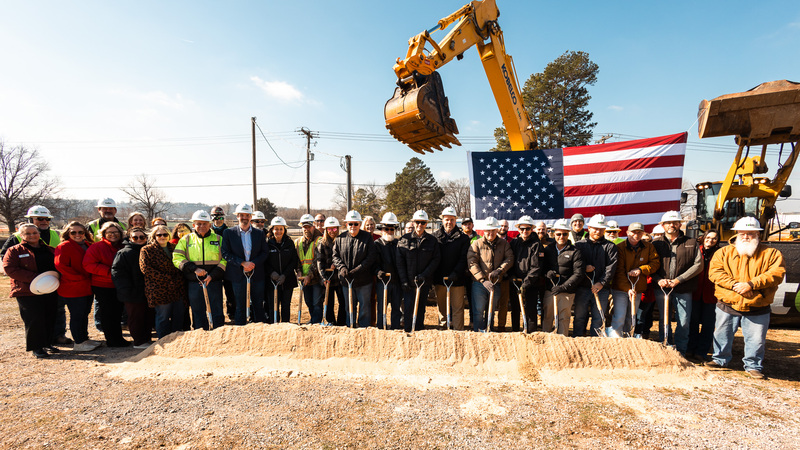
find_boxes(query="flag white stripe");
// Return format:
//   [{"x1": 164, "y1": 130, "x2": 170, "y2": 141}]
[
  {"x1": 565, "y1": 189, "x2": 682, "y2": 208},
  {"x1": 564, "y1": 167, "x2": 683, "y2": 187},
  {"x1": 603, "y1": 213, "x2": 667, "y2": 229},
  {"x1": 563, "y1": 142, "x2": 686, "y2": 166}
]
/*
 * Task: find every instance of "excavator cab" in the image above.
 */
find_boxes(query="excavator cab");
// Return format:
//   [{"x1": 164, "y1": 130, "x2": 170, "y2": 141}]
[{"x1": 384, "y1": 71, "x2": 461, "y2": 154}]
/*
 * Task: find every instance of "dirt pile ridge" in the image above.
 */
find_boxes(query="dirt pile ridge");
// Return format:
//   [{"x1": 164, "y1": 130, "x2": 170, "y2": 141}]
[{"x1": 109, "y1": 323, "x2": 703, "y2": 384}]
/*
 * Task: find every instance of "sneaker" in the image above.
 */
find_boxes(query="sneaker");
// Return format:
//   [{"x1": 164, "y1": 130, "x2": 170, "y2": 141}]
[
  {"x1": 55, "y1": 335, "x2": 74, "y2": 345},
  {"x1": 705, "y1": 360, "x2": 725, "y2": 369},
  {"x1": 32, "y1": 349, "x2": 49, "y2": 359},
  {"x1": 746, "y1": 369, "x2": 765, "y2": 379},
  {"x1": 86, "y1": 339, "x2": 103, "y2": 348},
  {"x1": 46, "y1": 346, "x2": 61, "y2": 354},
  {"x1": 73, "y1": 341, "x2": 98, "y2": 352},
  {"x1": 133, "y1": 342, "x2": 152, "y2": 349}
]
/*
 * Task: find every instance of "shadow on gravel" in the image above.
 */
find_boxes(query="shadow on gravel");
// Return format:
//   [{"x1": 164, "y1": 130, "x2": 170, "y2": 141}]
[
  {"x1": 46, "y1": 346, "x2": 147, "y2": 365},
  {"x1": 722, "y1": 332, "x2": 800, "y2": 382}
]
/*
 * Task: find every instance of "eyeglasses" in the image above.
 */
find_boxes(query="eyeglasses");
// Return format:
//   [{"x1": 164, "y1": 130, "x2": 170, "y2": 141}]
[
  {"x1": 554, "y1": 232, "x2": 568, "y2": 236},
  {"x1": 155, "y1": 233, "x2": 169, "y2": 238},
  {"x1": 105, "y1": 231, "x2": 121, "y2": 236},
  {"x1": 383, "y1": 228, "x2": 396, "y2": 232},
  {"x1": 252, "y1": 220, "x2": 265, "y2": 224},
  {"x1": 518, "y1": 227, "x2": 532, "y2": 231},
  {"x1": 69, "y1": 230, "x2": 85, "y2": 236},
  {"x1": 34, "y1": 217, "x2": 51, "y2": 221},
  {"x1": 212, "y1": 215, "x2": 224, "y2": 220},
  {"x1": 315, "y1": 219, "x2": 325, "y2": 223},
  {"x1": 131, "y1": 235, "x2": 147, "y2": 241}
]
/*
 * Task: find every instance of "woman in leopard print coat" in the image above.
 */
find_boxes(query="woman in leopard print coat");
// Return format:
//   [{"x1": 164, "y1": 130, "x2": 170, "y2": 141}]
[{"x1": 139, "y1": 225, "x2": 187, "y2": 338}]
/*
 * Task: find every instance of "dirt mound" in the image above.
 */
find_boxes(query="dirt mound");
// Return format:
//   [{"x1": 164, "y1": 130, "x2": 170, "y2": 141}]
[{"x1": 109, "y1": 323, "x2": 702, "y2": 385}]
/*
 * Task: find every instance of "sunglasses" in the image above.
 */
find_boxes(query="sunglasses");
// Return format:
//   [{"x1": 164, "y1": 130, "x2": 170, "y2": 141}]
[
  {"x1": 383, "y1": 227, "x2": 396, "y2": 232},
  {"x1": 518, "y1": 227, "x2": 532, "y2": 231},
  {"x1": 131, "y1": 235, "x2": 147, "y2": 241},
  {"x1": 69, "y1": 230, "x2": 85, "y2": 236},
  {"x1": 155, "y1": 233, "x2": 170, "y2": 238},
  {"x1": 252, "y1": 220, "x2": 265, "y2": 224},
  {"x1": 105, "y1": 231, "x2": 121, "y2": 236},
  {"x1": 35, "y1": 217, "x2": 51, "y2": 221},
  {"x1": 554, "y1": 232, "x2": 568, "y2": 236},
  {"x1": 315, "y1": 219, "x2": 325, "y2": 223},
  {"x1": 212, "y1": 215, "x2": 224, "y2": 220}
]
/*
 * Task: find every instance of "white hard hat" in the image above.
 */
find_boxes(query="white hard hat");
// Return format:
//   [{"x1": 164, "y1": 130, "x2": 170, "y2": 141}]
[
  {"x1": 440, "y1": 206, "x2": 457, "y2": 218},
  {"x1": 30, "y1": 270, "x2": 60, "y2": 295},
  {"x1": 380, "y1": 212, "x2": 399, "y2": 225},
  {"x1": 252, "y1": 211, "x2": 266, "y2": 220},
  {"x1": 412, "y1": 210, "x2": 429, "y2": 222},
  {"x1": 552, "y1": 218, "x2": 571, "y2": 231},
  {"x1": 586, "y1": 214, "x2": 608, "y2": 229},
  {"x1": 732, "y1": 216, "x2": 764, "y2": 231},
  {"x1": 324, "y1": 216, "x2": 340, "y2": 228},
  {"x1": 191, "y1": 210, "x2": 211, "y2": 222},
  {"x1": 298, "y1": 214, "x2": 315, "y2": 226},
  {"x1": 25, "y1": 205, "x2": 53, "y2": 218},
  {"x1": 96, "y1": 198, "x2": 117, "y2": 208},
  {"x1": 652, "y1": 224, "x2": 665, "y2": 234},
  {"x1": 344, "y1": 210, "x2": 362, "y2": 223},
  {"x1": 660, "y1": 210, "x2": 683, "y2": 223},
  {"x1": 605, "y1": 219, "x2": 621, "y2": 231},
  {"x1": 270, "y1": 216, "x2": 288, "y2": 227},
  {"x1": 234, "y1": 203, "x2": 253, "y2": 215},
  {"x1": 483, "y1": 217, "x2": 500, "y2": 230},
  {"x1": 516, "y1": 215, "x2": 535, "y2": 227}
]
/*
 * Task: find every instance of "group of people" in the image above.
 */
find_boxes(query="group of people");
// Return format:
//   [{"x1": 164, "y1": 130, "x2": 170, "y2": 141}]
[{"x1": 2, "y1": 199, "x2": 785, "y2": 379}]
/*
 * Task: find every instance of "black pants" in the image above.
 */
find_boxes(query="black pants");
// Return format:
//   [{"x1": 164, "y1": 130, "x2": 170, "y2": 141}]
[
  {"x1": 125, "y1": 302, "x2": 154, "y2": 346},
  {"x1": 266, "y1": 284, "x2": 294, "y2": 323},
  {"x1": 402, "y1": 283, "x2": 431, "y2": 332},
  {"x1": 510, "y1": 284, "x2": 539, "y2": 332},
  {"x1": 93, "y1": 286, "x2": 127, "y2": 346},
  {"x1": 17, "y1": 294, "x2": 58, "y2": 351},
  {"x1": 224, "y1": 279, "x2": 236, "y2": 322},
  {"x1": 323, "y1": 284, "x2": 347, "y2": 326}
]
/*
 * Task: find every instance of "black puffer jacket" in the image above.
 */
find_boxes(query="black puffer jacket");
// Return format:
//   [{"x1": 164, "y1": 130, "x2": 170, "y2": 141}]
[
  {"x1": 542, "y1": 242, "x2": 585, "y2": 293},
  {"x1": 574, "y1": 237, "x2": 618, "y2": 288},
  {"x1": 315, "y1": 236, "x2": 340, "y2": 286},
  {"x1": 396, "y1": 231, "x2": 441, "y2": 286},
  {"x1": 266, "y1": 237, "x2": 298, "y2": 287},
  {"x1": 375, "y1": 237, "x2": 400, "y2": 286},
  {"x1": 332, "y1": 230, "x2": 377, "y2": 288},
  {"x1": 111, "y1": 241, "x2": 146, "y2": 303},
  {"x1": 432, "y1": 226, "x2": 471, "y2": 286},
  {"x1": 509, "y1": 235, "x2": 541, "y2": 288}
]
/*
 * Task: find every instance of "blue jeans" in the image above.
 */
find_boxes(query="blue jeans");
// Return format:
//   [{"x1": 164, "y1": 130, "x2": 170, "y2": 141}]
[
  {"x1": 655, "y1": 289, "x2": 693, "y2": 353},
  {"x1": 573, "y1": 286, "x2": 610, "y2": 337},
  {"x1": 62, "y1": 295, "x2": 92, "y2": 343},
  {"x1": 343, "y1": 283, "x2": 373, "y2": 327},
  {"x1": 186, "y1": 280, "x2": 224, "y2": 330},
  {"x1": 154, "y1": 301, "x2": 186, "y2": 338},
  {"x1": 471, "y1": 281, "x2": 500, "y2": 332},
  {"x1": 687, "y1": 301, "x2": 716, "y2": 358},
  {"x1": 635, "y1": 301, "x2": 655, "y2": 339},
  {"x1": 712, "y1": 307, "x2": 770, "y2": 371},
  {"x1": 232, "y1": 278, "x2": 266, "y2": 325},
  {"x1": 302, "y1": 283, "x2": 324, "y2": 324},
  {"x1": 610, "y1": 289, "x2": 640, "y2": 335},
  {"x1": 377, "y1": 282, "x2": 403, "y2": 330}
]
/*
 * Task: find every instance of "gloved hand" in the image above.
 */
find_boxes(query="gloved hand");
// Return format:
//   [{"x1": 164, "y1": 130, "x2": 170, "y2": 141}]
[
  {"x1": 402, "y1": 282, "x2": 413, "y2": 291},
  {"x1": 271, "y1": 272, "x2": 280, "y2": 282},
  {"x1": 546, "y1": 270, "x2": 559, "y2": 281},
  {"x1": 339, "y1": 268, "x2": 349, "y2": 280},
  {"x1": 551, "y1": 285, "x2": 563, "y2": 295},
  {"x1": 482, "y1": 280, "x2": 494, "y2": 293},
  {"x1": 414, "y1": 275, "x2": 425, "y2": 285},
  {"x1": 377, "y1": 270, "x2": 386, "y2": 279},
  {"x1": 490, "y1": 269, "x2": 502, "y2": 281},
  {"x1": 277, "y1": 274, "x2": 286, "y2": 285},
  {"x1": 521, "y1": 279, "x2": 533, "y2": 292},
  {"x1": 447, "y1": 272, "x2": 459, "y2": 282}
]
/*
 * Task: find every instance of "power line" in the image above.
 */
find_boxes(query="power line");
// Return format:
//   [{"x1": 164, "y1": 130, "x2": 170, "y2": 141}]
[{"x1": 253, "y1": 120, "x2": 306, "y2": 169}]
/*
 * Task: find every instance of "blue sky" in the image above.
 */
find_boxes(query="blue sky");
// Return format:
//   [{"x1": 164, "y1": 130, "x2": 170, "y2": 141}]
[{"x1": 2, "y1": 0, "x2": 799, "y2": 213}]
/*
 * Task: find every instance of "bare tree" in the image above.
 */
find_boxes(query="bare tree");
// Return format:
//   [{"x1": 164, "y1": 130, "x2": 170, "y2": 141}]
[
  {"x1": 441, "y1": 178, "x2": 471, "y2": 218},
  {"x1": 0, "y1": 141, "x2": 60, "y2": 232},
  {"x1": 120, "y1": 174, "x2": 171, "y2": 222}
]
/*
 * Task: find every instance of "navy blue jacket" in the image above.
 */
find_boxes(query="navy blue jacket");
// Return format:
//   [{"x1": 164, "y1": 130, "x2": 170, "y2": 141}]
[{"x1": 221, "y1": 226, "x2": 269, "y2": 282}]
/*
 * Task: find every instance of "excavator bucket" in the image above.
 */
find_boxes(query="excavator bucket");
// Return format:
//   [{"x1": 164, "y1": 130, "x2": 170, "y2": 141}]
[
  {"x1": 384, "y1": 71, "x2": 461, "y2": 154},
  {"x1": 698, "y1": 79, "x2": 800, "y2": 143}
]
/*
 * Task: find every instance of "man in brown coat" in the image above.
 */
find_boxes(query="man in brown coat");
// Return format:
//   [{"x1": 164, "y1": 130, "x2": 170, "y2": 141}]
[
  {"x1": 610, "y1": 221, "x2": 660, "y2": 337},
  {"x1": 467, "y1": 217, "x2": 513, "y2": 332}
]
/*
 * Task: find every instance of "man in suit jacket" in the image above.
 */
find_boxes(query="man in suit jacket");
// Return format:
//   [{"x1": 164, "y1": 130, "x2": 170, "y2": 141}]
[{"x1": 221, "y1": 204, "x2": 269, "y2": 324}]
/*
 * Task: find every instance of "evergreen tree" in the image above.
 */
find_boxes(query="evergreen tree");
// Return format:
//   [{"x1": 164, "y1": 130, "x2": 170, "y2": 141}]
[
  {"x1": 384, "y1": 158, "x2": 444, "y2": 221},
  {"x1": 255, "y1": 197, "x2": 278, "y2": 222}
]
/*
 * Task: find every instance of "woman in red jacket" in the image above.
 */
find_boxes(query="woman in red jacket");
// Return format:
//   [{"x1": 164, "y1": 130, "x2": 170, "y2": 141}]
[
  {"x1": 55, "y1": 222, "x2": 101, "y2": 352},
  {"x1": 83, "y1": 222, "x2": 129, "y2": 347}
]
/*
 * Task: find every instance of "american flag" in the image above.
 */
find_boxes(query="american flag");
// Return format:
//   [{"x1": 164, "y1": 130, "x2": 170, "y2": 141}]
[{"x1": 468, "y1": 132, "x2": 687, "y2": 229}]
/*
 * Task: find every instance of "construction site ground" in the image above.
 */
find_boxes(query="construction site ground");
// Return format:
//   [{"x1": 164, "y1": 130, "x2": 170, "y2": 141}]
[{"x1": 2, "y1": 276, "x2": 799, "y2": 449}]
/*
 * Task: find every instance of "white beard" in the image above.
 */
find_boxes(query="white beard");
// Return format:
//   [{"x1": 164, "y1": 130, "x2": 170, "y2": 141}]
[
  {"x1": 382, "y1": 234, "x2": 395, "y2": 242},
  {"x1": 735, "y1": 238, "x2": 759, "y2": 257}
]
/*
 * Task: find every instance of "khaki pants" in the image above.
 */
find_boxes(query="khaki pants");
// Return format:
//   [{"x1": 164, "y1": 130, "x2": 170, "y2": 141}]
[
  {"x1": 543, "y1": 290, "x2": 575, "y2": 336},
  {"x1": 496, "y1": 280, "x2": 510, "y2": 329},
  {"x1": 434, "y1": 284, "x2": 465, "y2": 330}
]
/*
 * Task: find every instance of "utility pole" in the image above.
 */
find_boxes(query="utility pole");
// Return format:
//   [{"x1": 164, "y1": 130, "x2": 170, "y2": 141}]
[
  {"x1": 345, "y1": 155, "x2": 352, "y2": 211},
  {"x1": 251, "y1": 117, "x2": 257, "y2": 209},
  {"x1": 298, "y1": 127, "x2": 318, "y2": 214},
  {"x1": 594, "y1": 134, "x2": 614, "y2": 145}
]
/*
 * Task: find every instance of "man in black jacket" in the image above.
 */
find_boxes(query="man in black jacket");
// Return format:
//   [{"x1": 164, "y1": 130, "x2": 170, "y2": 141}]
[
  {"x1": 543, "y1": 219, "x2": 585, "y2": 335},
  {"x1": 508, "y1": 216, "x2": 541, "y2": 332},
  {"x1": 432, "y1": 207, "x2": 470, "y2": 330},
  {"x1": 375, "y1": 212, "x2": 402, "y2": 329},
  {"x1": 396, "y1": 210, "x2": 440, "y2": 332},
  {"x1": 332, "y1": 210, "x2": 378, "y2": 327},
  {"x1": 573, "y1": 214, "x2": 619, "y2": 336}
]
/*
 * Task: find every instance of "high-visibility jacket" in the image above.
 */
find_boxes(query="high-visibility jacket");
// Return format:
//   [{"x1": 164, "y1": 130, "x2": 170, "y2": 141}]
[
  {"x1": 294, "y1": 236, "x2": 319, "y2": 278},
  {"x1": 173, "y1": 230, "x2": 227, "y2": 281},
  {"x1": 87, "y1": 218, "x2": 127, "y2": 242},
  {"x1": 13, "y1": 228, "x2": 61, "y2": 248}
]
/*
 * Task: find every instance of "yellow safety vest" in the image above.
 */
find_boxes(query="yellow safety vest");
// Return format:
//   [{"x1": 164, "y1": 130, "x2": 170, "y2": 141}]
[
  {"x1": 295, "y1": 236, "x2": 318, "y2": 276},
  {"x1": 87, "y1": 219, "x2": 127, "y2": 242},
  {"x1": 173, "y1": 230, "x2": 227, "y2": 272},
  {"x1": 13, "y1": 229, "x2": 61, "y2": 248}
]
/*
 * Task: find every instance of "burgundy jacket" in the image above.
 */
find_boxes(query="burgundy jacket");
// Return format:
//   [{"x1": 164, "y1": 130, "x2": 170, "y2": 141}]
[{"x1": 3, "y1": 243, "x2": 55, "y2": 297}]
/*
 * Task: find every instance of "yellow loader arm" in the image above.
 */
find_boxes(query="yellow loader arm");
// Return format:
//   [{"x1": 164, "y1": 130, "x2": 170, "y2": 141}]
[{"x1": 385, "y1": 0, "x2": 537, "y2": 154}]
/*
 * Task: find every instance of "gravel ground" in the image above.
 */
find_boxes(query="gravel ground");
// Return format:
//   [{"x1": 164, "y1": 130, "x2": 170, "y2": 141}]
[{"x1": 2, "y1": 284, "x2": 800, "y2": 449}]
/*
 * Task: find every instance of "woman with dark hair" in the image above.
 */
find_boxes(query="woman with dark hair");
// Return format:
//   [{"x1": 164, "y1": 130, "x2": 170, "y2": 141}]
[
  {"x1": 83, "y1": 222, "x2": 129, "y2": 347},
  {"x1": 54, "y1": 221, "x2": 101, "y2": 352},
  {"x1": 140, "y1": 225, "x2": 186, "y2": 337},
  {"x1": 687, "y1": 229, "x2": 721, "y2": 362},
  {"x1": 3, "y1": 223, "x2": 59, "y2": 358},
  {"x1": 170, "y1": 223, "x2": 192, "y2": 246},
  {"x1": 315, "y1": 217, "x2": 346, "y2": 325},
  {"x1": 265, "y1": 217, "x2": 297, "y2": 323},
  {"x1": 111, "y1": 227, "x2": 153, "y2": 348}
]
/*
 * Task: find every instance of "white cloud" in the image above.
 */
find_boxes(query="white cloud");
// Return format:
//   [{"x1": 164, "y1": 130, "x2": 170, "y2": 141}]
[
  {"x1": 608, "y1": 105, "x2": 624, "y2": 111},
  {"x1": 250, "y1": 76, "x2": 304, "y2": 102},
  {"x1": 439, "y1": 170, "x2": 453, "y2": 179}
]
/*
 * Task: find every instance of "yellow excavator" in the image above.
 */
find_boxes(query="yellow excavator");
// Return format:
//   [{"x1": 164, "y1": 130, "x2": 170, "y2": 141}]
[{"x1": 384, "y1": 0, "x2": 536, "y2": 154}]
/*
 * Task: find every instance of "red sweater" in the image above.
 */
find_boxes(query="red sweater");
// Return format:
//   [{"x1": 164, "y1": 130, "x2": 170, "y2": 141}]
[
  {"x1": 55, "y1": 239, "x2": 93, "y2": 297},
  {"x1": 83, "y1": 239, "x2": 122, "y2": 288}
]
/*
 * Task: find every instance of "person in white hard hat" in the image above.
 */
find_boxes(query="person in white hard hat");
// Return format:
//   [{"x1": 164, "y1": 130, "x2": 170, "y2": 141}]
[
  {"x1": 508, "y1": 216, "x2": 541, "y2": 332},
  {"x1": 651, "y1": 211, "x2": 701, "y2": 354},
  {"x1": 542, "y1": 219, "x2": 585, "y2": 335},
  {"x1": 375, "y1": 212, "x2": 402, "y2": 329},
  {"x1": 266, "y1": 216, "x2": 298, "y2": 323},
  {"x1": 610, "y1": 221, "x2": 660, "y2": 337},
  {"x1": 573, "y1": 214, "x2": 619, "y2": 336},
  {"x1": 221, "y1": 204, "x2": 268, "y2": 325},
  {"x1": 396, "y1": 210, "x2": 440, "y2": 332},
  {"x1": 173, "y1": 210, "x2": 228, "y2": 330},
  {"x1": 316, "y1": 216, "x2": 346, "y2": 325},
  {"x1": 295, "y1": 214, "x2": 324, "y2": 324},
  {"x1": 251, "y1": 211, "x2": 267, "y2": 230},
  {"x1": 467, "y1": 217, "x2": 513, "y2": 332},
  {"x1": 432, "y1": 207, "x2": 469, "y2": 330},
  {"x1": 651, "y1": 224, "x2": 665, "y2": 240},
  {"x1": 332, "y1": 210, "x2": 377, "y2": 327},
  {"x1": 3, "y1": 223, "x2": 59, "y2": 358},
  {"x1": 706, "y1": 217, "x2": 785, "y2": 379},
  {"x1": 88, "y1": 198, "x2": 126, "y2": 243},
  {"x1": 604, "y1": 220, "x2": 625, "y2": 244},
  {"x1": 1, "y1": 205, "x2": 60, "y2": 261}
]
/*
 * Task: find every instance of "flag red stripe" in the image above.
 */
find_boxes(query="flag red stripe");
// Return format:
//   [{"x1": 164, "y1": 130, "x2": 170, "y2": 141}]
[
  {"x1": 564, "y1": 154, "x2": 685, "y2": 176},
  {"x1": 565, "y1": 200, "x2": 679, "y2": 217},
  {"x1": 564, "y1": 178, "x2": 683, "y2": 197},
  {"x1": 563, "y1": 132, "x2": 688, "y2": 156}
]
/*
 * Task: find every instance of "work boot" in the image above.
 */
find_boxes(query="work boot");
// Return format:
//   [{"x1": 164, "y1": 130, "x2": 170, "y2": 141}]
[
  {"x1": 32, "y1": 349, "x2": 49, "y2": 359},
  {"x1": 746, "y1": 369, "x2": 765, "y2": 380},
  {"x1": 705, "y1": 360, "x2": 725, "y2": 369},
  {"x1": 55, "y1": 335, "x2": 74, "y2": 345}
]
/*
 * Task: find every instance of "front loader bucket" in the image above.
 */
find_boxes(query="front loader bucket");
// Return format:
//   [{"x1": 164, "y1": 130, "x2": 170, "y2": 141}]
[
  {"x1": 698, "y1": 79, "x2": 800, "y2": 143},
  {"x1": 385, "y1": 71, "x2": 460, "y2": 154}
]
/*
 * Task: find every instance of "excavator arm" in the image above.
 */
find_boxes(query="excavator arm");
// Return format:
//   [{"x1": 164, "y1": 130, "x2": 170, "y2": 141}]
[{"x1": 385, "y1": 0, "x2": 537, "y2": 154}]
